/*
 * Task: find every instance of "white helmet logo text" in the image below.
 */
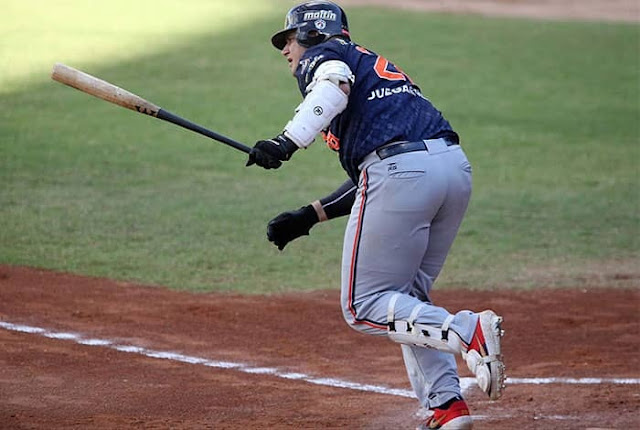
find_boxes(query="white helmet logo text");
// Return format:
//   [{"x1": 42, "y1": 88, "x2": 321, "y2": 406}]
[{"x1": 303, "y1": 10, "x2": 337, "y2": 21}]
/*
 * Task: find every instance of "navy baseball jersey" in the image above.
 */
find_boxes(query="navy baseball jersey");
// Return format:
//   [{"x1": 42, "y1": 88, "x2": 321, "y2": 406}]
[{"x1": 295, "y1": 38, "x2": 458, "y2": 181}]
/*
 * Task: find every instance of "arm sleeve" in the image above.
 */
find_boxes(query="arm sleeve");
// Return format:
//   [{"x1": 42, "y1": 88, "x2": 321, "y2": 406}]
[{"x1": 311, "y1": 179, "x2": 357, "y2": 221}]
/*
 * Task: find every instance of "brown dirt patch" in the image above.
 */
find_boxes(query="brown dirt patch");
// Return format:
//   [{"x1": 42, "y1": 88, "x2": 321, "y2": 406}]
[
  {"x1": 1, "y1": 265, "x2": 639, "y2": 429},
  {"x1": 340, "y1": 0, "x2": 639, "y2": 22}
]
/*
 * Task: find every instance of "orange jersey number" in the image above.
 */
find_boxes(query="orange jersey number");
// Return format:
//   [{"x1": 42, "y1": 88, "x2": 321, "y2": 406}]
[{"x1": 357, "y1": 45, "x2": 414, "y2": 84}]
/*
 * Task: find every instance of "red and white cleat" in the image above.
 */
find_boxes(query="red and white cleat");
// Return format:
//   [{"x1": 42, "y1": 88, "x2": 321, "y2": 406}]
[
  {"x1": 417, "y1": 398, "x2": 473, "y2": 430},
  {"x1": 464, "y1": 310, "x2": 506, "y2": 400}
]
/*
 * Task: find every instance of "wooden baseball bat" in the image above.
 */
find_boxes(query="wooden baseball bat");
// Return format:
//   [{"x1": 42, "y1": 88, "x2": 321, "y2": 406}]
[{"x1": 50, "y1": 63, "x2": 251, "y2": 154}]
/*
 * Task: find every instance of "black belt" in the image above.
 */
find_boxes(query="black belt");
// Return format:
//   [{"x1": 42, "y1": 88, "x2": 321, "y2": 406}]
[{"x1": 376, "y1": 139, "x2": 458, "y2": 160}]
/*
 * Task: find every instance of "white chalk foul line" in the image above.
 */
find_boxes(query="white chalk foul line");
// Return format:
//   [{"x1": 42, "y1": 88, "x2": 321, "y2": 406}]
[
  {"x1": 0, "y1": 321, "x2": 414, "y2": 398},
  {"x1": 2, "y1": 321, "x2": 639, "y2": 400},
  {"x1": 508, "y1": 377, "x2": 640, "y2": 385}
]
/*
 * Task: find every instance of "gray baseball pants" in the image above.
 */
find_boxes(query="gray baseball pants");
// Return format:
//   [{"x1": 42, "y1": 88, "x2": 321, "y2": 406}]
[{"x1": 340, "y1": 138, "x2": 477, "y2": 409}]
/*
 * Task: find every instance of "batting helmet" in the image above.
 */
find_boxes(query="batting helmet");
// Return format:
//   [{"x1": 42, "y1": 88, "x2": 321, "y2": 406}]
[{"x1": 271, "y1": 1, "x2": 350, "y2": 50}]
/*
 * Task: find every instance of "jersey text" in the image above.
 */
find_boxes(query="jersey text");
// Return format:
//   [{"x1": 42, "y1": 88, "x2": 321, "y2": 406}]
[{"x1": 367, "y1": 84, "x2": 423, "y2": 100}]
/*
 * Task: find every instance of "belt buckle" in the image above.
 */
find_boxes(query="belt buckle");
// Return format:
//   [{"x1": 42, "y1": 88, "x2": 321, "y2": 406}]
[{"x1": 423, "y1": 138, "x2": 449, "y2": 154}]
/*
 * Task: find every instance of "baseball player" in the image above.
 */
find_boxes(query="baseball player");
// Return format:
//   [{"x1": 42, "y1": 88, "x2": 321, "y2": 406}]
[{"x1": 246, "y1": 2, "x2": 505, "y2": 428}]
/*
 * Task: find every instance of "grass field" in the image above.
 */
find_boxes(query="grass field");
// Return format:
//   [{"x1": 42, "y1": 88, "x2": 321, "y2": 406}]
[{"x1": 1, "y1": 1, "x2": 638, "y2": 293}]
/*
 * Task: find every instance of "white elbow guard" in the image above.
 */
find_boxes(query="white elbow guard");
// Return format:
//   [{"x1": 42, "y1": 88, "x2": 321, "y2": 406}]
[
  {"x1": 284, "y1": 79, "x2": 349, "y2": 148},
  {"x1": 306, "y1": 60, "x2": 355, "y2": 92}
]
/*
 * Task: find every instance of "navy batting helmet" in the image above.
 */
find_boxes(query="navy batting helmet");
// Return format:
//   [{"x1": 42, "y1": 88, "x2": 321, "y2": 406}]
[{"x1": 271, "y1": 1, "x2": 350, "y2": 50}]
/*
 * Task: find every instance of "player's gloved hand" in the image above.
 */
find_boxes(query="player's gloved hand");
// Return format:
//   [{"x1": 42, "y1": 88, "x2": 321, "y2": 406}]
[
  {"x1": 246, "y1": 134, "x2": 298, "y2": 169},
  {"x1": 267, "y1": 205, "x2": 319, "y2": 250}
]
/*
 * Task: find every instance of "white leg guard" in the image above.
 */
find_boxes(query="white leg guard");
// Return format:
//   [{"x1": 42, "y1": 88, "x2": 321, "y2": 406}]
[{"x1": 387, "y1": 294, "x2": 465, "y2": 356}]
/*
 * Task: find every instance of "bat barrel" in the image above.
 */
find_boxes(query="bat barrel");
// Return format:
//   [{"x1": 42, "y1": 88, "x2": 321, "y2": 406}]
[
  {"x1": 51, "y1": 63, "x2": 161, "y2": 116},
  {"x1": 51, "y1": 63, "x2": 252, "y2": 155}
]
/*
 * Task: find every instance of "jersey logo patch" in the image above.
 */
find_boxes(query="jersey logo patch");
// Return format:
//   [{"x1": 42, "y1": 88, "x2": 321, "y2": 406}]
[{"x1": 322, "y1": 130, "x2": 340, "y2": 151}]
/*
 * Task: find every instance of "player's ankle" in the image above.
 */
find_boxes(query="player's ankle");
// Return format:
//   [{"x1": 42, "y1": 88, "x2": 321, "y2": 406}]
[{"x1": 433, "y1": 395, "x2": 464, "y2": 410}]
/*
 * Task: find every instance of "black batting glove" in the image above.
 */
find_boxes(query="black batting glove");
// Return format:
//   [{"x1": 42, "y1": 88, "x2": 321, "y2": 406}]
[
  {"x1": 246, "y1": 134, "x2": 298, "y2": 169},
  {"x1": 267, "y1": 205, "x2": 319, "y2": 250}
]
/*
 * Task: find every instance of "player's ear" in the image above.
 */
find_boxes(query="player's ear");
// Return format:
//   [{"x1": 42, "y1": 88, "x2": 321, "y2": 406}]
[{"x1": 306, "y1": 29, "x2": 325, "y2": 46}]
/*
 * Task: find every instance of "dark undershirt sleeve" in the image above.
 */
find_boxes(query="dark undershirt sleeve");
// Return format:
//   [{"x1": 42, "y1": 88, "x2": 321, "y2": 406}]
[{"x1": 317, "y1": 179, "x2": 357, "y2": 220}]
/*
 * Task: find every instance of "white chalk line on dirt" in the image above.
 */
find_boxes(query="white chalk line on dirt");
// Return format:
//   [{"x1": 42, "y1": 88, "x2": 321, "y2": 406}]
[{"x1": 2, "y1": 321, "x2": 639, "y2": 401}]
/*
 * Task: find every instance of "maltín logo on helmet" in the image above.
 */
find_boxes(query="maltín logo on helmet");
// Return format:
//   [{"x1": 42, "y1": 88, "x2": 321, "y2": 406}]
[{"x1": 303, "y1": 10, "x2": 337, "y2": 21}]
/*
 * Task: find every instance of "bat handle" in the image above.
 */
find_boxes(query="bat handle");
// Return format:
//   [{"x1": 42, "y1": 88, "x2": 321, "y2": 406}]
[{"x1": 156, "y1": 110, "x2": 252, "y2": 154}]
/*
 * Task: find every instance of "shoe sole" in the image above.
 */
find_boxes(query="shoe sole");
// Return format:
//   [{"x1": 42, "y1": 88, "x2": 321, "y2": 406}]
[
  {"x1": 480, "y1": 311, "x2": 506, "y2": 400},
  {"x1": 465, "y1": 311, "x2": 506, "y2": 400},
  {"x1": 441, "y1": 415, "x2": 473, "y2": 429},
  {"x1": 417, "y1": 414, "x2": 473, "y2": 430}
]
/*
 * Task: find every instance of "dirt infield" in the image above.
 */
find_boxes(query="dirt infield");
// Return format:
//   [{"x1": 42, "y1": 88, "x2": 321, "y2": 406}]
[{"x1": 1, "y1": 265, "x2": 638, "y2": 429}]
